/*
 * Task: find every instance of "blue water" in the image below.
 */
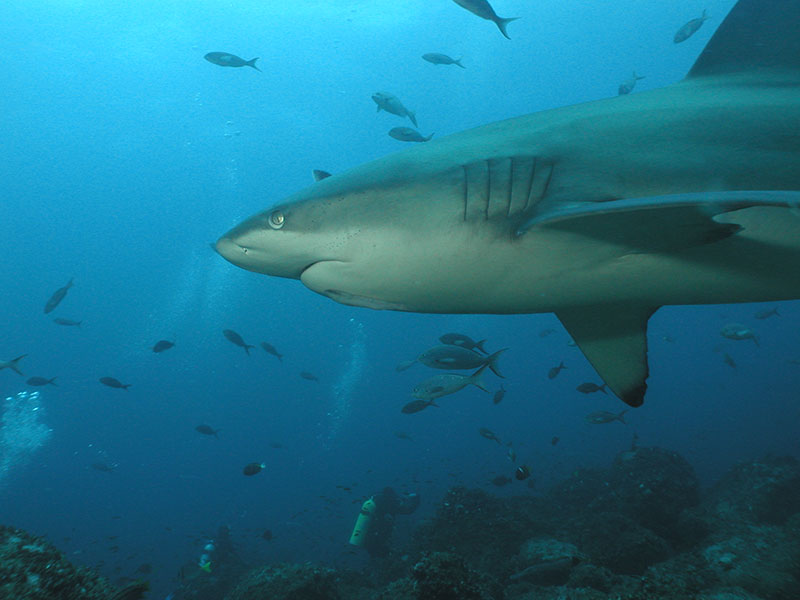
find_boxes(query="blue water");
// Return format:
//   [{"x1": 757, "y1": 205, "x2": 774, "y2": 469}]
[{"x1": 1, "y1": 0, "x2": 798, "y2": 596}]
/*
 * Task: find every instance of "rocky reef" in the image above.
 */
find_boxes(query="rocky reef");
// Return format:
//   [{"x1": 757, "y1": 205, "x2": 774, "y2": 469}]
[
  {"x1": 0, "y1": 525, "x2": 147, "y2": 600},
  {"x1": 3, "y1": 448, "x2": 798, "y2": 600}
]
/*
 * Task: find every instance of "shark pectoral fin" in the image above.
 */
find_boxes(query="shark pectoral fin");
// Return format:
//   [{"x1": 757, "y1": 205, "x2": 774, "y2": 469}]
[
  {"x1": 556, "y1": 305, "x2": 657, "y2": 407},
  {"x1": 521, "y1": 191, "x2": 800, "y2": 253}
]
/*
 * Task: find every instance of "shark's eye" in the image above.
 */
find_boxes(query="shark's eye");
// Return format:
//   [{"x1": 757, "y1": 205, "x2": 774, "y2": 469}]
[{"x1": 268, "y1": 210, "x2": 285, "y2": 229}]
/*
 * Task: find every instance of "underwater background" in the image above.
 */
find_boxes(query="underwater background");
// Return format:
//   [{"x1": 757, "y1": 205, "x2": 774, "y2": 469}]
[{"x1": 1, "y1": 0, "x2": 798, "y2": 598}]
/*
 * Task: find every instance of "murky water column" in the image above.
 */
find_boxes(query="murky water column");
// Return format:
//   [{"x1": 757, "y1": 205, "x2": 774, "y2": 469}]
[
  {"x1": 0, "y1": 391, "x2": 52, "y2": 487},
  {"x1": 324, "y1": 318, "x2": 366, "y2": 447}
]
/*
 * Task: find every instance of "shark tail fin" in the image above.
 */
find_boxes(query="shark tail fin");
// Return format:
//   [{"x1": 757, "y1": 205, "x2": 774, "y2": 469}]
[
  {"x1": 495, "y1": 16, "x2": 519, "y2": 40},
  {"x1": 424, "y1": 132, "x2": 435, "y2": 142},
  {"x1": 246, "y1": 57, "x2": 261, "y2": 72},
  {"x1": 616, "y1": 410, "x2": 628, "y2": 424},
  {"x1": 408, "y1": 111, "x2": 418, "y2": 127},
  {"x1": 455, "y1": 57, "x2": 465, "y2": 68}
]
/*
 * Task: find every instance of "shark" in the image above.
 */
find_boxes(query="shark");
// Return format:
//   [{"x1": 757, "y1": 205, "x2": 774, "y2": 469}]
[{"x1": 216, "y1": 0, "x2": 800, "y2": 408}]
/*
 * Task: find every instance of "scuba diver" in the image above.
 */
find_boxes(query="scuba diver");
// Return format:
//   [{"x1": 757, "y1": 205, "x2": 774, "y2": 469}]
[{"x1": 349, "y1": 487, "x2": 420, "y2": 557}]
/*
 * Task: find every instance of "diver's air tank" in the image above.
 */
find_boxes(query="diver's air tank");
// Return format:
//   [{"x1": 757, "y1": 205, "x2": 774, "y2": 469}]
[{"x1": 349, "y1": 497, "x2": 377, "y2": 546}]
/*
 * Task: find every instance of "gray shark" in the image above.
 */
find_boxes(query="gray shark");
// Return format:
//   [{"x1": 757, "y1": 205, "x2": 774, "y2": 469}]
[{"x1": 216, "y1": 0, "x2": 800, "y2": 408}]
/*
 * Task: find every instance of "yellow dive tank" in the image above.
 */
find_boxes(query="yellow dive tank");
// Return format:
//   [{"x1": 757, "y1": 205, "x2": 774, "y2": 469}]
[{"x1": 349, "y1": 497, "x2": 377, "y2": 546}]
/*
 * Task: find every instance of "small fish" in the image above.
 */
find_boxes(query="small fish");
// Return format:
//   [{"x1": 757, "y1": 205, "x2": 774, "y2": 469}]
[
  {"x1": 261, "y1": 529, "x2": 273, "y2": 541},
  {"x1": 492, "y1": 385, "x2": 506, "y2": 405},
  {"x1": 53, "y1": 318, "x2": 81, "y2": 327},
  {"x1": 195, "y1": 425, "x2": 220, "y2": 437},
  {"x1": 551, "y1": 436, "x2": 560, "y2": 446},
  {"x1": 417, "y1": 345, "x2": 506, "y2": 376},
  {"x1": 389, "y1": 127, "x2": 433, "y2": 143},
  {"x1": 422, "y1": 53, "x2": 464, "y2": 68},
  {"x1": 372, "y1": 92, "x2": 417, "y2": 126},
  {"x1": 412, "y1": 364, "x2": 489, "y2": 400},
  {"x1": 515, "y1": 465, "x2": 531, "y2": 480},
  {"x1": 723, "y1": 352, "x2": 737, "y2": 369},
  {"x1": 152, "y1": 340, "x2": 175, "y2": 353},
  {"x1": 0, "y1": 354, "x2": 26, "y2": 375},
  {"x1": 547, "y1": 361, "x2": 566, "y2": 380},
  {"x1": 260, "y1": 342, "x2": 283, "y2": 361},
  {"x1": 618, "y1": 71, "x2": 645, "y2": 95},
  {"x1": 26, "y1": 376, "x2": 57, "y2": 387},
  {"x1": 585, "y1": 409, "x2": 628, "y2": 424},
  {"x1": 491, "y1": 474, "x2": 512, "y2": 487},
  {"x1": 452, "y1": 0, "x2": 519, "y2": 39},
  {"x1": 720, "y1": 323, "x2": 759, "y2": 345},
  {"x1": 479, "y1": 427, "x2": 502, "y2": 444},
  {"x1": 538, "y1": 328, "x2": 555, "y2": 338},
  {"x1": 401, "y1": 399, "x2": 437, "y2": 414},
  {"x1": 44, "y1": 278, "x2": 73, "y2": 313},
  {"x1": 99, "y1": 377, "x2": 131, "y2": 390},
  {"x1": 394, "y1": 431, "x2": 414, "y2": 440},
  {"x1": 506, "y1": 445, "x2": 517, "y2": 462},
  {"x1": 243, "y1": 462, "x2": 266, "y2": 476},
  {"x1": 396, "y1": 359, "x2": 417, "y2": 372},
  {"x1": 300, "y1": 371, "x2": 319, "y2": 381},
  {"x1": 204, "y1": 52, "x2": 261, "y2": 71},
  {"x1": 91, "y1": 462, "x2": 116, "y2": 472},
  {"x1": 576, "y1": 382, "x2": 607, "y2": 394},
  {"x1": 674, "y1": 9, "x2": 710, "y2": 43},
  {"x1": 223, "y1": 329, "x2": 255, "y2": 354},
  {"x1": 439, "y1": 333, "x2": 487, "y2": 353},
  {"x1": 754, "y1": 307, "x2": 779, "y2": 319},
  {"x1": 312, "y1": 169, "x2": 332, "y2": 182}
]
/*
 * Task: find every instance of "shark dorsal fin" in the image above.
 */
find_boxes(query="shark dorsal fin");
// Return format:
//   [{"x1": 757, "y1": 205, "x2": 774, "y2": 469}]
[{"x1": 687, "y1": 0, "x2": 800, "y2": 79}]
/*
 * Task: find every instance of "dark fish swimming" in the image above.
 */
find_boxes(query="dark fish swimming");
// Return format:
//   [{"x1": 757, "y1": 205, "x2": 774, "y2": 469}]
[
  {"x1": 372, "y1": 92, "x2": 417, "y2": 127},
  {"x1": 53, "y1": 317, "x2": 81, "y2": 327},
  {"x1": 260, "y1": 342, "x2": 283, "y2": 361},
  {"x1": 452, "y1": 0, "x2": 519, "y2": 39},
  {"x1": 479, "y1": 427, "x2": 502, "y2": 444},
  {"x1": 99, "y1": 377, "x2": 131, "y2": 390},
  {"x1": 674, "y1": 9, "x2": 710, "y2": 43},
  {"x1": 243, "y1": 462, "x2": 266, "y2": 476},
  {"x1": 300, "y1": 371, "x2": 319, "y2": 381},
  {"x1": 492, "y1": 384, "x2": 506, "y2": 405},
  {"x1": 491, "y1": 474, "x2": 512, "y2": 487},
  {"x1": 585, "y1": 409, "x2": 628, "y2": 424},
  {"x1": 152, "y1": 340, "x2": 175, "y2": 353},
  {"x1": 44, "y1": 278, "x2": 73, "y2": 313},
  {"x1": 547, "y1": 361, "x2": 566, "y2": 380},
  {"x1": 515, "y1": 465, "x2": 531, "y2": 481},
  {"x1": 91, "y1": 462, "x2": 116, "y2": 472},
  {"x1": 422, "y1": 53, "x2": 465, "y2": 68},
  {"x1": 195, "y1": 424, "x2": 220, "y2": 437},
  {"x1": 26, "y1": 376, "x2": 57, "y2": 386},
  {"x1": 312, "y1": 169, "x2": 332, "y2": 182},
  {"x1": 204, "y1": 52, "x2": 261, "y2": 71},
  {"x1": 389, "y1": 127, "x2": 433, "y2": 143},
  {"x1": 439, "y1": 333, "x2": 487, "y2": 353},
  {"x1": 618, "y1": 71, "x2": 645, "y2": 95},
  {"x1": 754, "y1": 307, "x2": 779, "y2": 319},
  {"x1": 720, "y1": 323, "x2": 759, "y2": 345},
  {"x1": 0, "y1": 354, "x2": 26, "y2": 375},
  {"x1": 576, "y1": 382, "x2": 607, "y2": 394},
  {"x1": 223, "y1": 329, "x2": 255, "y2": 354},
  {"x1": 401, "y1": 399, "x2": 437, "y2": 414}
]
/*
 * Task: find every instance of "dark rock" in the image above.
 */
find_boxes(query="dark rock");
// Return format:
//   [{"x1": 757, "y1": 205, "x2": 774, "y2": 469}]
[
  {"x1": 566, "y1": 563, "x2": 615, "y2": 593},
  {"x1": 705, "y1": 455, "x2": 800, "y2": 526},
  {"x1": 0, "y1": 525, "x2": 140, "y2": 600},
  {"x1": 411, "y1": 552, "x2": 502, "y2": 600},
  {"x1": 224, "y1": 563, "x2": 341, "y2": 600},
  {"x1": 574, "y1": 512, "x2": 671, "y2": 575}
]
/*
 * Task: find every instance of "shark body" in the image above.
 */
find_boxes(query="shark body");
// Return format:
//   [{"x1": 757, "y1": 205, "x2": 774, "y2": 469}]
[{"x1": 216, "y1": 0, "x2": 800, "y2": 407}]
